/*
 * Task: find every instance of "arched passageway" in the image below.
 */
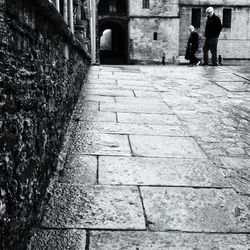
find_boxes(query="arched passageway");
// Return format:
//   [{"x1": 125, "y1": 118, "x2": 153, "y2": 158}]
[{"x1": 98, "y1": 0, "x2": 128, "y2": 64}]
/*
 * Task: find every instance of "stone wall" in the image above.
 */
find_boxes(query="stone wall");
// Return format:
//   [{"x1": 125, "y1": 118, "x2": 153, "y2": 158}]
[
  {"x1": 129, "y1": 0, "x2": 179, "y2": 17},
  {"x1": 128, "y1": 0, "x2": 179, "y2": 64},
  {"x1": 179, "y1": 4, "x2": 250, "y2": 61},
  {"x1": 0, "y1": 0, "x2": 90, "y2": 249},
  {"x1": 129, "y1": 17, "x2": 179, "y2": 63}
]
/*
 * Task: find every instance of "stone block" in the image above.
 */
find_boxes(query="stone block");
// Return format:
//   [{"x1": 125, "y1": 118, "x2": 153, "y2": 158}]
[
  {"x1": 129, "y1": 135, "x2": 206, "y2": 158},
  {"x1": 27, "y1": 230, "x2": 86, "y2": 250},
  {"x1": 89, "y1": 231, "x2": 250, "y2": 250},
  {"x1": 42, "y1": 184, "x2": 145, "y2": 229},
  {"x1": 99, "y1": 156, "x2": 229, "y2": 187},
  {"x1": 141, "y1": 187, "x2": 250, "y2": 232}
]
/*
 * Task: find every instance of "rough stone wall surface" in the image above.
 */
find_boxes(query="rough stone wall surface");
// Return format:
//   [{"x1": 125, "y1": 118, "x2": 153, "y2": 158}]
[
  {"x1": 129, "y1": 0, "x2": 179, "y2": 17},
  {"x1": 179, "y1": 6, "x2": 250, "y2": 59},
  {"x1": 0, "y1": 0, "x2": 89, "y2": 249},
  {"x1": 129, "y1": 18, "x2": 179, "y2": 63}
]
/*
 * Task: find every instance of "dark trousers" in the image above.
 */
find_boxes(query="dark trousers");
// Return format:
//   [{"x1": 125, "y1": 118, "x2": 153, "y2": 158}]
[
  {"x1": 190, "y1": 48, "x2": 199, "y2": 65},
  {"x1": 203, "y1": 37, "x2": 218, "y2": 65}
]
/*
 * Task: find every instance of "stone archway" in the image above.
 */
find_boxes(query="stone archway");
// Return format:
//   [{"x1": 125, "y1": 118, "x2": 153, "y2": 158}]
[{"x1": 97, "y1": 0, "x2": 128, "y2": 64}]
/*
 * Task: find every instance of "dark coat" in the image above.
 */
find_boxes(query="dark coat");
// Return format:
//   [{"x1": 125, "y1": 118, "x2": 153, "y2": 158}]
[
  {"x1": 185, "y1": 31, "x2": 199, "y2": 60},
  {"x1": 205, "y1": 14, "x2": 222, "y2": 38},
  {"x1": 187, "y1": 31, "x2": 199, "y2": 50}
]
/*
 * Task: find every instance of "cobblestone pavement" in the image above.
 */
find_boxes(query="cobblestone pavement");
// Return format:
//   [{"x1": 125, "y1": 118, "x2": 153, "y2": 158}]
[{"x1": 28, "y1": 66, "x2": 250, "y2": 249}]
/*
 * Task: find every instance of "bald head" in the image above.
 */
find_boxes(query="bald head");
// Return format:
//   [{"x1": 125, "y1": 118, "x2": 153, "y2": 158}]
[{"x1": 206, "y1": 7, "x2": 214, "y2": 17}]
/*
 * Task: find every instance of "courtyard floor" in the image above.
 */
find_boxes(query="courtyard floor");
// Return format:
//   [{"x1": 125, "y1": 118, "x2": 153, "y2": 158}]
[{"x1": 28, "y1": 65, "x2": 250, "y2": 249}]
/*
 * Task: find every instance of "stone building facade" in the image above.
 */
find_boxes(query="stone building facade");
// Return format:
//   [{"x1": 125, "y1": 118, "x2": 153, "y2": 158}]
[{"x1": 90, "y1": 0, "x2": 250, "y2": 64}]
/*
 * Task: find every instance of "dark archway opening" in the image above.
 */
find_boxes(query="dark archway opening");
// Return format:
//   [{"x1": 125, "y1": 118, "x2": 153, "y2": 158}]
[
  {"x1": 98, "y1": 0, "x2": 128, "y2": 65},
  {"x1": 99, "y1": 21, "x2": 128, "y2": 64}
]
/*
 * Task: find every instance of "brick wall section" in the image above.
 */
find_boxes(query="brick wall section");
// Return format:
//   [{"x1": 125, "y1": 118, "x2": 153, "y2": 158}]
[{"x1": 0, "y1": 0, "x2": 90, "y2": 249}]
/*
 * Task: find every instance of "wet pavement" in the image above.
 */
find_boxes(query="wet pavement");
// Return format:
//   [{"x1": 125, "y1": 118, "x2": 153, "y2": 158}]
[{"x1": 28, "y1": 65, "x2": 250, "y2": 249}]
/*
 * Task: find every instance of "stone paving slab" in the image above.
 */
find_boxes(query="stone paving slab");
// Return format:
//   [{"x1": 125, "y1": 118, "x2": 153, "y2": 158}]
[
  {"x1": 84, "y1": 84, "x2": 154, "y2": 91},
  {"x1": 114, "y1": 97, "x2": 165, "y2": 105},
  {"x1": 98, "y1": 156, "x2": 229, "y2": 187},
  {"x1": 141, "y1": 187, "x2": 250, "y2": 232},
  {"x1": 80, "y1": 95, "x2": 115, "y2": 103},
  {"x1": 74, "y1": 121, "x2": 187, "y2": 136},
  {"x1": 215, "y1": 81, "x2": 250, "y2": 92},
  {"x1": 215, "y1": 157, "x2": 250, "y2": 170},
  {"x1": 117, "y1": 79, "x2": 152, "y2": 86},
  {"x1": 27, "y1": 230, "x2": 86, "y2": 250},
  {"x1": 59, "y1": 155, "x2": 97, "y2": 185},
  {"x1": 117, "y1": 113, "x2": 181, "y2": 125},
  {"x1": 89, "y1": 231, "x2": 250, "y2": 250},
  {"x1": 72, "y1": 110, "x2": 116, "y2": 122},
  {"x1": 129, "y1": 135, "x2": 205, "y2": 158},
  {"x1": 226, "y1": 66, "x2": 250, "y2": 80},
  {"x1": 87, "y1": 79, "x2": 117, "y2": 85},
  {"x1": 74, "y1": 101, "x2": 99, "y2": 111},
  {"x1": 134, "y1": 90, "x2": 161, "y2": 97},
  {"x1": 69, "y1": 133, "x2": 131, "y2": 156},
  {"x1": 214, "y1": 157, "x2": 250, "y2": 195},
  {"x1": 85, "y1": 89, "x2": 134, "y2": 97},
  {"x1": 100, "y1": 102, "x2": 173, "y2": 114},
  {"x1": 42, "y1": 184, "x2": 145, "y2": 230},
  {"x1": 113, "y1": 72, "x2": 145, "y2": 80}
]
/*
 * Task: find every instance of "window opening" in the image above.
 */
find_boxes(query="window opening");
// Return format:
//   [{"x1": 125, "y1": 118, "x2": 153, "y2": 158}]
[
  {"x1": 192, "y1": 8, "x2": 201, "y2": 28},
  {"x1": 142, "y1": 0, "x2": 150, "y2": 9},
  {"x1": 109, "y1": 0, "x2": 117, "y2": 13},
  {"x1": 153, "y1": 32, "x2": 158, "y2": 40},
  {"x1": 223, "y1": 8, "x2": 232, "y2": 28}
]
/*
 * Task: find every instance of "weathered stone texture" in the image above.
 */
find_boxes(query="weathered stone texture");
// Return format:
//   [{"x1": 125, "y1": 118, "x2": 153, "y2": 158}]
[
  {"x1": 0, "y1": 0, "x2": 90, "y2": 248},
  {"x1": 129, "y1": 0, "x2": 179, "y2": 17},
  {"x1": 89, "y1": 231, "x2": 250, "y2": 250},
  {"x1": 27, "y1": 229, "x2": 86, "y2": 250},
  {"x1": 130, "y1": 18, "x2": 180, "y2": 63}
]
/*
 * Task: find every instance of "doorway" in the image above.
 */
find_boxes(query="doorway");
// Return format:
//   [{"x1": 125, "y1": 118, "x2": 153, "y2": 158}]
[{"x1": 98, "y1": 0, "x2": 128, "y2": 64}]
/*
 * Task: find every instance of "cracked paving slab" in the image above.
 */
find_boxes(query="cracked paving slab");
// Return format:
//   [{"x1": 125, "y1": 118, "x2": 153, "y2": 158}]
[
  {"x1": 42, "y1": 184, "x2": 145, "y2": 229},
  {"x1": 140, "y1": 187, "x2": 250, "y2": 232},
  {"x1": 89, "y1": 231, "x2": 250, "y2": 250}
]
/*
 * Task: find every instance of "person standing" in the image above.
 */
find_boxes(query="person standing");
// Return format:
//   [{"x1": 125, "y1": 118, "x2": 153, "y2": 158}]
[
  {"x1": 186, "y1": 25, "x2": 200, "y2": 66},
  {"x1": 161, "y1": 52, "x2": 166, "y2": 65},
  {"x1": 203, "y1": 7, "x2": 222, "y2": 66}
]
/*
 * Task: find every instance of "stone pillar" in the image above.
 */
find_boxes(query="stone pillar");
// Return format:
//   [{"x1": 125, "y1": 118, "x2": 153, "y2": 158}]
[
  {"x1": 63, "y1": 0, "x2": 68, "y2": 24},
  {"x1": 56, "y1": 0, "x2": 60, "y2": 11},
  {"x1": 89, "y1": 0, "x2": 96, "y2": 64},
  {"x1": 69, "y1": 0, "x2": 74, "y2": 33},
  {"x1": 63, "y1": 0, "x2": 69, "y2": 59}
]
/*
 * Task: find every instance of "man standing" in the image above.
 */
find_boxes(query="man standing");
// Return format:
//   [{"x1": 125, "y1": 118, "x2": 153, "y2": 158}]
[{"x1": 203, "y1": 7, "x2": 222, "y2": 66}]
